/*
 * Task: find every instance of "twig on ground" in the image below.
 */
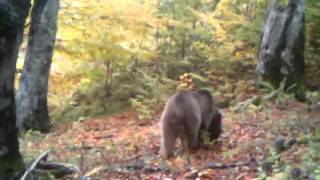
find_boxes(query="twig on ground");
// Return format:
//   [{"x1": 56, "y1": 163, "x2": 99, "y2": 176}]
[
  {"x1": 203, "y1": 157, "x2": 257, "y2": 170},
  {"x1": 185, "y1": 157, "x2": 257, "y2": 179}
]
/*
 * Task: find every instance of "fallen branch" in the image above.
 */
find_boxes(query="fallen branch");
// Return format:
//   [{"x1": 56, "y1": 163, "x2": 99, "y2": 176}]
[
  {"x1": 20, "y1": 151, "x2": 89, "y2": 180},
  {"x1": 37, "y1": 161, "x2": 78, "y2": 178},
  {"x1": 102, "y1": 159, "x2": 163, "y2": 174},
  {"x1": 203, "y1": 156, "x2": 257, "y2": 170},
  {"x1": 184, "y1": 157, "x2": 257, "y2": 179},
  {"x1": 121, "y1": 154, "x2": 141, "y2": 161},
  {"x1": 85, "y1": 166, "x2": 103, "y2": 177},
  {"x1": 20, "y1": 151, "x2": 49, "y2": 180}
]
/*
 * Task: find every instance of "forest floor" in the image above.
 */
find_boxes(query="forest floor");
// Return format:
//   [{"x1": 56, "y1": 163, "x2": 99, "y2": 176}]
[{"x1": 20, "y1": 99, "x2": 320, "y2": 179}]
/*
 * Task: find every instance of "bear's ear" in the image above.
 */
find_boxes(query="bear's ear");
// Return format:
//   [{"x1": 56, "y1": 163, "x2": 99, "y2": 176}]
[{"x1": 208, "y1": 111, "x2": 222, "y2": 140}]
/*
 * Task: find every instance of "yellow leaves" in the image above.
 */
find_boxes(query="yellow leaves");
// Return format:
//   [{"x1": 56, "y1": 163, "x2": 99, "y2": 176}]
[
  {"x1": 80, "y1": 78, "x2": 91, "y2": 85},
  {"x1": 212, "y1": 24, "x2": 228, "y2": 42},
  {"x1": 189, "y1": 0, "x2": 256, "y2": 63},
  {"x1": 58, "y1": 28, "x2": 80, "y2": 41},
  {"x1": 56, "y1": 0, "x2": 162, "y2": 67},
  {"x1": 63, "y1": 0, "x2": 156, "y2": 59}
]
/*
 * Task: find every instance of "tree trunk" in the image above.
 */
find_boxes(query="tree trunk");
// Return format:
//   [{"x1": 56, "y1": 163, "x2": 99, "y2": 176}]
[
  {"x1": 0, "y1": 0, "x2": 30, "y2": 178},
  {"x1": 257, "y1": 0, "x2": 305, "y2": 100},
  {"x1": 16, "y1": 0, "x2": 59, "y2": 132}
]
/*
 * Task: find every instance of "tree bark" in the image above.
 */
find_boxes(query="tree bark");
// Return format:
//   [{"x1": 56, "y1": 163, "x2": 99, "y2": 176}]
[
  {"x1": 16, "y1": 0, "x2": 59, "y2": 132},
  {"x1": 0, "y1": 0, "x2": 30, "y2": 178},
  {"x1": 257, "y1": 0, "x2": 305, "y2": 100}
]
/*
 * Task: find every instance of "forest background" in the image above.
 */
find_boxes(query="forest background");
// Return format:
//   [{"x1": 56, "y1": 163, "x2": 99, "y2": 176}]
[
  {"x1": 9, "y1": 0, "x2": 320, "y2": 179},
  {"x1": 33, "y1": 0, "x2": 320, "y2": 122}
]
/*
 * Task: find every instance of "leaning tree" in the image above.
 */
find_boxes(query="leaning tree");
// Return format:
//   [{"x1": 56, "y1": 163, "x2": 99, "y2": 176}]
[{"x1": 257, "y1": 0, "x2": 305, "y2": 100}]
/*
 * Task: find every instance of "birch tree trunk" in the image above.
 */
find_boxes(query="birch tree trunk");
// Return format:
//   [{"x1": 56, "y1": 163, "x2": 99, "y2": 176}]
[
  {"x1": 0, "y1": 0, "x2": 30, "y2": 178},
  {"x1": 16, "y1": 0, "x2": 59, "y2": 132},
  {"x1": 257, "y1": 0, "x2": 305, "y2": 100}
]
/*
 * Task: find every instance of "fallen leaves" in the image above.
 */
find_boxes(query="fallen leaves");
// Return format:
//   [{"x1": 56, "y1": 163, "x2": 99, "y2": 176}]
[{"x1": 20, "y1": 101, "x2": 314, "y2": 179}]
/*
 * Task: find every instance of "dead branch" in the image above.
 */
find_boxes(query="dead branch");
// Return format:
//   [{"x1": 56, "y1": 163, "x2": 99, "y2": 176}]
[
  {"x1": 37, "y1": 161, "x2": 77, "y2": 178},
  {"x1": 20, "y1": 151, "x2": 90, "y2": 180},
  {"x1": 20, "y1": 151, "x2": 49, "y2": 180},
  {"x1": 185, "y1": 157, "x2": 257, "y2": 179},
  {"x1": 203, "y1": 156, "x2": 256, "y2": 170}
]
